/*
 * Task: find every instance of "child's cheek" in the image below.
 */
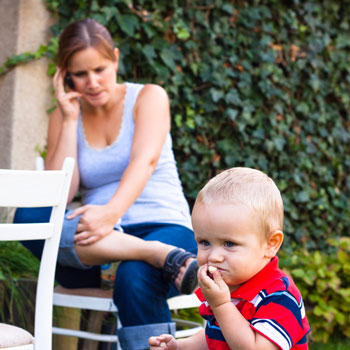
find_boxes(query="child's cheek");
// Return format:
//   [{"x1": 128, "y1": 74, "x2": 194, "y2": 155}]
[{"x1": 196, "y1": 251, "x2": 207, "y2": 268}]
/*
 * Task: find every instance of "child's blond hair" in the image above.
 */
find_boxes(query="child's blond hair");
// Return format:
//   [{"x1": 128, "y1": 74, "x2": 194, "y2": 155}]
[{"x1": 196, "y1": 167, "x2": 284, "y2": 239}]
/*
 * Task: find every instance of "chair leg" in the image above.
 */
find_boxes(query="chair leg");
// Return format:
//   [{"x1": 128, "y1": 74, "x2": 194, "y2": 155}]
[
  {"x1": 80, "y1": 310, "x2": 105, "y2": 350},
  {"x1": 53, "y1": 306, "x2": 81, "y2": 350}
]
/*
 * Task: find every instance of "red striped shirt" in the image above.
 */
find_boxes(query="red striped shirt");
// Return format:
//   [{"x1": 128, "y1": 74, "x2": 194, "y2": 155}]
[{"x1": 195, "y1": 257, "x2": 310, "y2": 350}]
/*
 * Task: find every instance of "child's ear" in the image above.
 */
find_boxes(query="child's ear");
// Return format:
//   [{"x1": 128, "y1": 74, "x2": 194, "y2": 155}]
[{"x1": 265, "y1": 230, "x2": 283, "y2": 258}]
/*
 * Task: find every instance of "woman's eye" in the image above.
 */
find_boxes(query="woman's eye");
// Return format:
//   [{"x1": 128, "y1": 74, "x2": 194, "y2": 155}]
[
  {"x1": 224, "y1": 241, "x2": 235, "y2": 248},
  {"x1": 95, "y1": 66, "x2": 105, "y2": 72},
  {"x1": 73, "y1": 71, "x2": 85, "y2": 77}
]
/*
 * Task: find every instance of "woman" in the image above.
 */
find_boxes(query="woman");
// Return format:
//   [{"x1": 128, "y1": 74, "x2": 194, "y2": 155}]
[{"x1": 14, "y1": 18, "x2": 197, "y2": 349}]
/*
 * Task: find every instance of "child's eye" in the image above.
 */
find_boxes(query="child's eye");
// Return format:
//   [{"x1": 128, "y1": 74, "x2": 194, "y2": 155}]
[
  {"x1": 224, "y1": 241, "x2": 236, "y2": 248},
  {"x1": 199, "y1": 240, "x2": 210, "y2": 247}
]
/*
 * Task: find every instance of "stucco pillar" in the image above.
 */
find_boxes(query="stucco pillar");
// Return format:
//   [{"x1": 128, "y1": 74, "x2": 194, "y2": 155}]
[{"x1": 0, "y1": 0, "x2": 53, "y2": 170}]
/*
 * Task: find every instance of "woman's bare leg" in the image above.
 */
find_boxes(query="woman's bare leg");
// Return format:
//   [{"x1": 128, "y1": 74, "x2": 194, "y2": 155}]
[
  {"x1": 75, "y1": 229, "x2": 194, "y2": 289},
  {"x1": 75, "y1": 229, "x2": 172, "y2": 267}
]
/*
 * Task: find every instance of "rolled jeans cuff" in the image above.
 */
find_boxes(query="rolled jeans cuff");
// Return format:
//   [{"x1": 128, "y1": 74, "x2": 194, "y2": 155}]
[
  {"x1": 57, "y1": 211, "x2": 91, "y2": 270},
  {"x1": 117, "y1": 322, "x2": 176, "y2": 350},
  {"x1": 57, "y1": 211, "x2": 123, "y2": 270}
]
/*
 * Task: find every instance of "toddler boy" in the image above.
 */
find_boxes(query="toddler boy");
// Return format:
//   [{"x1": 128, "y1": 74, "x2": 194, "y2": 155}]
[{"x1": 149, "y1": 167, "x2": 310, "y2": 349}]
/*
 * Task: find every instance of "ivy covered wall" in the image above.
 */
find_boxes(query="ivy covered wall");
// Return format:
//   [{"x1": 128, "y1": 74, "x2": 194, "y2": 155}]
[
  {"x1": 44, "y1": 0, "x2": 350, "y2": 251},
  {"x1": 1, "y1": 0, "x2": 349, "y2": 342}
]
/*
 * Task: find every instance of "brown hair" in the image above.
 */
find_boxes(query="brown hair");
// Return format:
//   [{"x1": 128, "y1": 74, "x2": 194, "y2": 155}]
[{"x1": 58, "y1": 18, "x2": 115, "y2": 69}]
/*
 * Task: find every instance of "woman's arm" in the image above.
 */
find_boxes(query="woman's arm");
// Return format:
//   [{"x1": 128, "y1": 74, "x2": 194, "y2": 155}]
[
  {"x1": 108, "y1": 83, "x2": 170, "y2": 216},
  {"x1": 72, "y1": 84, "x2": 171, "y2": 245},
  {"x1": 45, "y1": 69, "x2": 82, "y2": 202}
]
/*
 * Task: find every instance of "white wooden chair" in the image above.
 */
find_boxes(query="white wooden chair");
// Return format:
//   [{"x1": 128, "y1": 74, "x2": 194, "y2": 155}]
[
  {"x1": 33, "y1": 157, "x2": 203, "y2": 349},
  {"x1": 52, "y1": 286, "x2": 203, "y2": 348},
  {"x1": 0, "y1": 158, "x2": 74, "y2": 350}
]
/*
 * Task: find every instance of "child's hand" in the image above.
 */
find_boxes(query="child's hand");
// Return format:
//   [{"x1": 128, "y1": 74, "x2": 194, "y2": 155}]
[
  {"x1": 148, "y1": 334, "x2": 180, "y2": 350},
  {"x1": 198, "y1": 264, "x2": 231, "y2": 308}
]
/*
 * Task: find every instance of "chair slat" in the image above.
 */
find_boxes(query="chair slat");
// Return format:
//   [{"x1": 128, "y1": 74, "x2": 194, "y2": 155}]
[
  {"x1": 0, "y1": 170, "x2": 66, "y2": 207},
  {"x1": 0, "y1": 223, "x2": 54, "y2": 241}
]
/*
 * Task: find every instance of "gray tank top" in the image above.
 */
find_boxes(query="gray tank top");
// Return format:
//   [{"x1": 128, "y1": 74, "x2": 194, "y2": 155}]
[{"x1": 77, "y1": 82, "x2": 192, "y2": 229}]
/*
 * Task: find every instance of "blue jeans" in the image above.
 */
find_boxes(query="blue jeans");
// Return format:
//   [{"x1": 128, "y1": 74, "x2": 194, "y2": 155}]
[{"x1": 14, "y1": 207, "x2": 197, "y2": 350}]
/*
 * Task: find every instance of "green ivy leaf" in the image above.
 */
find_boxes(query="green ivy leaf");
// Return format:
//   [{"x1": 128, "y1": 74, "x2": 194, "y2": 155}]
[
  {"x1": 116, "y1": 14, "x2": 139, "y2": 36},
  {"x1": 210, "y1": 89, "x2": 224, "y2": 102},
  {"x1": 160, "y1": 48, "x2": 176, "y2": 71}
]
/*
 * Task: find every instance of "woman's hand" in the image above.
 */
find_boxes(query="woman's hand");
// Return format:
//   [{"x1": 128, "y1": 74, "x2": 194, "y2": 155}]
[
  {"x1": 198, "y1": 264, "x2": 231, "y2": 309},
  {"x1": 148, "y1": 334, "x2": 180, "y2": 350},
  {"x1": 68, "y1": 204, "x2": 119, "y2": 245},
  {"x1": 53, "y1": 68, "x2": 82, "y2": 121}
]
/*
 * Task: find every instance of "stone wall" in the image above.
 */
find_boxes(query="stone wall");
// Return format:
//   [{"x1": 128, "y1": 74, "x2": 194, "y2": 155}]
[{"x1": 0, "y1": 0, "x2": 53, "y2": 170}]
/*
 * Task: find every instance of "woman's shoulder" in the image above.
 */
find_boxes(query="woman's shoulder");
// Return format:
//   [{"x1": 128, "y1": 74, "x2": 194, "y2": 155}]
[
  {"x1": 137, "y1": 83, "x2": 168, "y2": 101},
  {"x1": 124, "y1": 81, "x2": 166, "y2": 93},
  {"x1": 131, "y1": 83, "x2": 170, "y2": 121}
]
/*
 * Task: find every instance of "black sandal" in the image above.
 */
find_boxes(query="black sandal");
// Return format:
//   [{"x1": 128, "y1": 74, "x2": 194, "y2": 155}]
[{"x1": 162, "y1": 248, "x2": 198, "y2": 294}]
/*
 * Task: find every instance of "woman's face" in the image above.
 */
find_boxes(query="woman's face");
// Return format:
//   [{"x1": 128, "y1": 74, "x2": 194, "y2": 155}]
[{"x1": 67, "y1": 47, "x2": 118, "y2": 107}]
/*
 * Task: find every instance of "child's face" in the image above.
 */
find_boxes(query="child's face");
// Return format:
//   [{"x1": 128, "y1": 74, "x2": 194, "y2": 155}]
[{"x1": 192, "y1": 201, "x2": 272, "y2": 293}]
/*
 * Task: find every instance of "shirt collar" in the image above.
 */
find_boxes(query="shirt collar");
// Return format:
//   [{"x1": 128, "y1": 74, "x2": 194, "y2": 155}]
[{"x1": 231, "y1": 256, "x2": 285, "y2": 300}]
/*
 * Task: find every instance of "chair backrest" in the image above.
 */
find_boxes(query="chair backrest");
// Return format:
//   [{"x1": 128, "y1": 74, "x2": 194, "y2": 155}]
[{"x1": 0, "y1": 157, "x2": 74, "y2": 350}]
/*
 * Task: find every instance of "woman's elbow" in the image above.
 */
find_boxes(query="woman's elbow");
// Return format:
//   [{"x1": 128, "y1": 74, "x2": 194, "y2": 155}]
[
  {"x1": 141, "y1": 158, "x2": 158, "y2": 177},
  {"x1": 133, "y1": 154, "x2": 159, "y2": 175}
]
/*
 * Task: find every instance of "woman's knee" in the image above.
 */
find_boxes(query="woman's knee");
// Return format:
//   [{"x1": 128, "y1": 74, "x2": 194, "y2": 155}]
[
  {"x1": 113, "y1": 261, "x2": 171, "y2": 325},
  {"x1": 14, "y1": 207, "x2": 53, "y2": 259},
  {"x1": 114, "y1": 260, "x2": 166, "y2": 298},
  {"x1": 13, "y1": 207, "x2": 52, "y2": 223}
]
